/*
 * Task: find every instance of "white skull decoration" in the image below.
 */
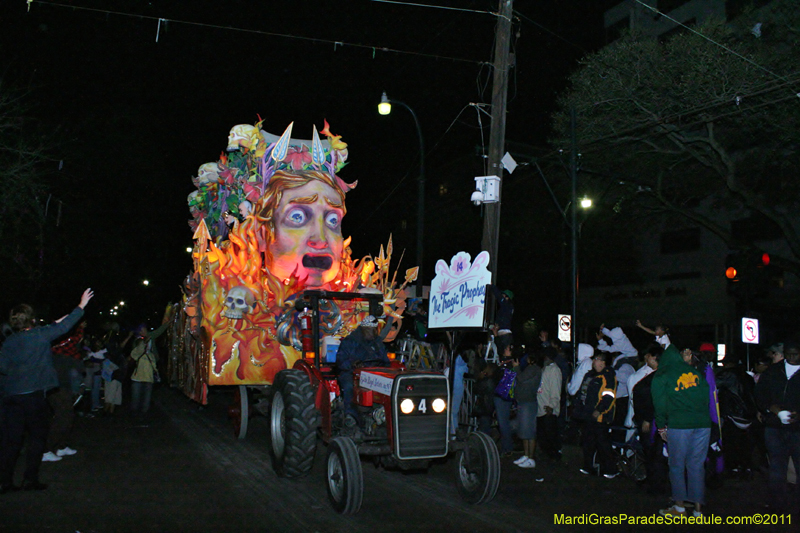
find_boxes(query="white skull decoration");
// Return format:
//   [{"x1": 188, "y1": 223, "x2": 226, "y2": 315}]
[
  {"x1": 227, "y1": 124, "x2": 259, "y2": 152},
  {"x1": 197, "y1": 163, "x2": 221, "y2": 185},
  {"x1": 222, "y1": 286, "x2": 256, "y2": 319}
]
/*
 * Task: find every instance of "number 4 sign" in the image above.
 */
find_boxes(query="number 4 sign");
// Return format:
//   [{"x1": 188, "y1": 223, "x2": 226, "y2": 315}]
[{"x1": 741, "y1": 317, "x2": 759, "y2": 344}]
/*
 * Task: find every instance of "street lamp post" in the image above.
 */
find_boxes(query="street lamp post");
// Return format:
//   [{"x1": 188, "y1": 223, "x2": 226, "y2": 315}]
[{"x1": 379, "y1": 92, "x2": 425, "y2": 297}]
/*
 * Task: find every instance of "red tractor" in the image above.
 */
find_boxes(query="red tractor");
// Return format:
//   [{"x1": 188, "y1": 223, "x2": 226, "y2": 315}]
[{"x1": 267, "y1": 290, "x2": 501, "y2": 514}]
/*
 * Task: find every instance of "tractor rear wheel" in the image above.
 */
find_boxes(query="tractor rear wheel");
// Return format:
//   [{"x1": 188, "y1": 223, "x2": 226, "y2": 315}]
[
  {"x1": 269, "y1": 369, "x2": 319, "y2": 478},
  {"x1": 326, "y1": 436, "x2": 363, "y2": 514},
  {"x1": 454, "y1": 431, "x2": 501, "y2": 504}
]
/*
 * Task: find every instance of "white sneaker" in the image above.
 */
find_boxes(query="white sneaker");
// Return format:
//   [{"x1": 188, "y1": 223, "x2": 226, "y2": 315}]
[
  {"x1": 56, "y1": 447, "x2": 77, "y2": 457},
  {"x1": 513, "y1": 455, "x2": 529, "y2": 465},
  {"x1": 42, "y1": 452, "x2": 62, "y2": 462},
  {"x1": 518, "y1": 457, "x2": 536, "y2": 468}
]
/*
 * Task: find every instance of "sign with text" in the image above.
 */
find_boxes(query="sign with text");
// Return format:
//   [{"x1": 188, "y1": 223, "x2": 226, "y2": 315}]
[
  {"x1": 558, "y1": 314, "x2": 572, "y2": 342},
  {"x1": 428, "y1": 251, "x2": 491, "y2": 329},
  {"x1": 741, "y1": 317, "x2": 759, "y2": 344}
]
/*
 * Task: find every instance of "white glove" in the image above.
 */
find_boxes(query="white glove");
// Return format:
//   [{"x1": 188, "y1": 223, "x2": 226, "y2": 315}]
[{"x1": 778, "y1": 410, "x2": 792, "y2": 424}]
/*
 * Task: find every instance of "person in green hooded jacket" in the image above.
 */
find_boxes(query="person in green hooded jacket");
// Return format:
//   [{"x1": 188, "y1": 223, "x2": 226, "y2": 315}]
[{"x1": 651, "y1": 344, "x2": 712, "y2": 518}]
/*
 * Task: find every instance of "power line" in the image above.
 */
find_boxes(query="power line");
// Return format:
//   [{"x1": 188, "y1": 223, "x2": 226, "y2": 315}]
[
  {"x1": 577, "y1": 74, "x2": 800, "y2": 151},
  {"x1": 513, "y1": 9, "x2": 589, "y2": 56},
  {"x1": 368, "y1": 0, "x2": 496, "y2": 16},
  {"x1": 633, "y1": 0, "x2": 794, "y2": 86},
  {"x1": 28, "y1": 0, "x2": 489, "y2": 66}
]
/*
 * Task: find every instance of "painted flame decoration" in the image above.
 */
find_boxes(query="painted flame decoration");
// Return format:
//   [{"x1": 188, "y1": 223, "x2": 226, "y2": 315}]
[{"x1": 192, "y1": 214, "x2": 409, "y2": 386}]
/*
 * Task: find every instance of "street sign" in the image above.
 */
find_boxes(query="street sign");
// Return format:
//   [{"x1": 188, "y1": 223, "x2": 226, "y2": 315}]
[
  {"x1": 558, "y1": 314, "x2": 571, "y2": 342},
  {"x1": 741, "y1": 317, "x2": 759, "y2": 344}
]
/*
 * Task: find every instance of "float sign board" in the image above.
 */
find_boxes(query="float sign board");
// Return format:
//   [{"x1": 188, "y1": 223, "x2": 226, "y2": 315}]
[{"x1": 428, "y1": 251, "x2": 492, "y2": 329}]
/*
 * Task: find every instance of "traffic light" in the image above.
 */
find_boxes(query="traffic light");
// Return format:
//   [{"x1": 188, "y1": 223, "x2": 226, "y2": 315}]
[{"x1": 725, "y1": 250, "x2": 772, "y2": 297}]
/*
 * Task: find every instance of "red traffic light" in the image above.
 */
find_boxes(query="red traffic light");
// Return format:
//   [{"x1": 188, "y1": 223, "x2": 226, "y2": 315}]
[
  {"x1": 725, "y1": 266, "x2": 738, "y2": 280},
  {"x1": 761, "y1": 253, "x2": 770, "y2": 266}
]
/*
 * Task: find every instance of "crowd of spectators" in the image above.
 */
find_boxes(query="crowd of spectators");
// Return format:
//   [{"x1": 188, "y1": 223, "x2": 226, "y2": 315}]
[
  {"x1": 0, "y1": 291, "x2": 172, "y2": 492},
  {"x1": 458, "y1": 317, "x2": 799, "y2": 517}
]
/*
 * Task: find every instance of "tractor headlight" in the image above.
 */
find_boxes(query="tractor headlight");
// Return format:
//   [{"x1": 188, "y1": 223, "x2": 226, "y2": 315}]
[
  {"x1": 400, "y1": 398, "x2": 415, "y2": 414},
  {"x1": 373, "y1": 405, "x2": 386, "y2": 425},
  {"x1": 432, "y1": 398, "x2": 446, "y2": 413}
]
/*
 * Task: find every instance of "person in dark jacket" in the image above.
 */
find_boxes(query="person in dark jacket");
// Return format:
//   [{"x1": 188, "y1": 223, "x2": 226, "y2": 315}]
[
  {"x1": 473, "y1": 359, "x2": 499, "y2": 436},
  {"x1": 0, "y1": 288, "x2": 94, "y2": 492},
  {"x1": 574, "y1": 352, "x2": 617, "y2": 478},
  {"x1": 488, "y1": 285, "x2": 514, "y2": 354},
  {"x1": 336, "y1": 315, "x2": 389, "y2": 425},
  {"x1": 716, "y1": 356, "x2": 757, "y2": 477},
  {"x1": 754, "y1": 340, "x2": 800, "y2": 512},
  {"x1": 44, "y1": 348, "x2": 84, "y2": 461},
  {"x1": 631, "y1": 343, "x2": 666, "y2": 494},
  {"x1": 513, "y1": 348, "x2": 542, "y2": 468},
  {"x1": 652, "y1": 344, "x2": 712, "y2": 517}
]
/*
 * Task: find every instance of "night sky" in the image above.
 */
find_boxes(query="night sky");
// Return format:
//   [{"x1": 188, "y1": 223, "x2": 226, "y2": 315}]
[{"x1": 1, "y1": 0, "x2": 614, "y2": 327}]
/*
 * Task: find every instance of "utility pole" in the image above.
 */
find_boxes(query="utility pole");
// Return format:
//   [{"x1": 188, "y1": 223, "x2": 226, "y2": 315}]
[
  {"x1": 481, "y1": 0, "x2": 514, "y2": 284},
  {"x1": 570, "y1": 108, "x2": 579, "y2": 361}
]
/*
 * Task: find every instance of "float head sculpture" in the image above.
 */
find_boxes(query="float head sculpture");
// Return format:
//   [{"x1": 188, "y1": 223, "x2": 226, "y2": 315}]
[{"x1": 256, "y1": 169, "x2": 346, "y2": 287}]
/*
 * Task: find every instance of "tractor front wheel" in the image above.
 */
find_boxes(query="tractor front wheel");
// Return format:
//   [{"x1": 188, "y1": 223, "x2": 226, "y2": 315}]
[
  {"x1": 454, "y1": 431, "x2": 501, "y2": 504},
  {"x1": 326, "y1": 436, "x2": 363, "y2": 514}
]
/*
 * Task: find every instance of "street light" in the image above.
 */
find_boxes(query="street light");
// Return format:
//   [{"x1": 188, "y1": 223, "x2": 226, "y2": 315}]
[{"x1": 378, "y1": 91, "x2": 425, "y2": 297}]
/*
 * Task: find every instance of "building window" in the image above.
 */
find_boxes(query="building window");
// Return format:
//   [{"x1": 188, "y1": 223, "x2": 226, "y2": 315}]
[{"x1": 660, "y1": 227, "x2": 701, "y2": 254}]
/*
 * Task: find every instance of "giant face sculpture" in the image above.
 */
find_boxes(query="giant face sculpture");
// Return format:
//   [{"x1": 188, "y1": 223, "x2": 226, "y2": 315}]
[{"x1": 269, "y1": 179, "x2": 344, "y2": 287}]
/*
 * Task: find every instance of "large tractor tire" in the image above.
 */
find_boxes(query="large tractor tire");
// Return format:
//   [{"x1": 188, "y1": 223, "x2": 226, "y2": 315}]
[
  {"x1": 269, "y1": 369, "x2": 319, "y2": 478},
  {"x1": 454, "y1": 431, "x2": 501, "y2": 504},
  {"x1": 326, "y1": 436, "x2": 363, "y2": 514}
]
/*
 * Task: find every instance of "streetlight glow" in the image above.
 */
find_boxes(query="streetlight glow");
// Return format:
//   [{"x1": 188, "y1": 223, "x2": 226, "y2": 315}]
[
  {"x1": 143, "y1": 279, "x2": 150, "y2": 286},
  {"x1": 378, "y1": 91, "x2": 392, "y2": 115},
  {"x1": 186, "y1": 247, "x2": 193, "y2": 253},
  {"x1": 580, "y1": 198, "x2": 592, "y2": 208}
]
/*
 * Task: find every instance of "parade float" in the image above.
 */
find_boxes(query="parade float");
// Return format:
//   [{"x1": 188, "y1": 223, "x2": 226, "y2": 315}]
[
  {"x1": 167, "y1": 118, "x2": 500, "y2": 514},
  {"x1": 169, "y1": 119, "x2": 416, "y2": 430}
]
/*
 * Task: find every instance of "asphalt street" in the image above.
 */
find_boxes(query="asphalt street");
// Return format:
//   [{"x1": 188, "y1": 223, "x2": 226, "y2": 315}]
[{"x1": 0, "y1": 385, "x2": 789, "y2": 532}]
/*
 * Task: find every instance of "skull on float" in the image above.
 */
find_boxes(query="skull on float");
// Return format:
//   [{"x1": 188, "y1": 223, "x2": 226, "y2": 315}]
[
  {"x1": 227, "y1": 124, "x2": 259, "y2": 152},
  {"x1": 197, "y1": 163, "x2": 221, "y2": 185},
  {"x1": 222, "y1": 286, "x2": 256, "y2": 319}
]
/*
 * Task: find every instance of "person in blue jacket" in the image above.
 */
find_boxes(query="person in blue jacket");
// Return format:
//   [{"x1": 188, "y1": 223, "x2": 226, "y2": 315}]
[
  {"x1": 0, "y1": 288, "x2": 94, "y2": 492},
  {"x1": 336, "y1": 315, "x2": 389, "y2": 426}
]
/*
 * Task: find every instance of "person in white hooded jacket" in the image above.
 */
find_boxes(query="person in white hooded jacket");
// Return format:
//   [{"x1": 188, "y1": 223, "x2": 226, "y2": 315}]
[
  {"x1": 596, "y1": 325, "x2": 638, "y2": 427},
  {"x1": 568, "y1": 343, "x2": 595, "y2": 397}
]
